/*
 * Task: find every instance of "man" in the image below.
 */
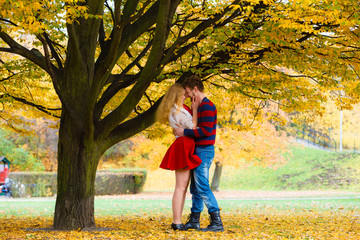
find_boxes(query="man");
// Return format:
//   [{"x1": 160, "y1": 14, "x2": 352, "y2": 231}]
[{"x1": 174, "y1": 75, "x2": 224, "y2": 232}]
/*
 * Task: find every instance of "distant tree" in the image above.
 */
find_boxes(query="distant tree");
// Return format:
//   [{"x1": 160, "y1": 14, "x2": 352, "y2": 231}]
[
  {"x1": 289, "y1": 101, "x2": 360, "y2": 150},
  {"x1": 1, "y1": 0, "x2": 359, "y2": 230},
  {"x1": 0, "y1": 128, "x2": 44, "y2": 171}
]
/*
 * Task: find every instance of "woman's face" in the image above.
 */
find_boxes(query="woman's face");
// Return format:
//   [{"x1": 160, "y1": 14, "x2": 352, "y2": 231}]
[{"x1": 181, "y1": 90, "x2": 186, "y2": 103}]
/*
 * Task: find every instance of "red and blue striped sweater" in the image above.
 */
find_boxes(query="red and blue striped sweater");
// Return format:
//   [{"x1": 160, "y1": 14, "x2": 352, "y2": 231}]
[{"x1": 184, "y1": 97, "x2": 217, "y2": 145}]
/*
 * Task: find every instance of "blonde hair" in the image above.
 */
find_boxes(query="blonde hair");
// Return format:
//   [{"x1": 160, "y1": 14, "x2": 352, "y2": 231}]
[{"x1": 156, "y1": 83, "x2": 185, "y2": 124}]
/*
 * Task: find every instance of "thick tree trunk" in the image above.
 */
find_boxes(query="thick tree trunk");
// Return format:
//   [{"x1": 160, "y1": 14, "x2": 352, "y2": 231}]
[
  {"x1": 211, "y1": 161, "x2": 222, "y2": 192},
  {"x1": 53, "y1": 111, "x2": 100, "y2": 230}
]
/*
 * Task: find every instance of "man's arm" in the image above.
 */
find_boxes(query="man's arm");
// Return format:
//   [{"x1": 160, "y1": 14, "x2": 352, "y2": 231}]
[{"x1": 184, "y1": 102, "x2": 216, "y2": 138}]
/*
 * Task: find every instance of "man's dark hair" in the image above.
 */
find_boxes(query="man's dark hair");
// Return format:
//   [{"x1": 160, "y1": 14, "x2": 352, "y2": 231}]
[{"x1": 181, "y1": 75, "x2": 204, "y2": 92}]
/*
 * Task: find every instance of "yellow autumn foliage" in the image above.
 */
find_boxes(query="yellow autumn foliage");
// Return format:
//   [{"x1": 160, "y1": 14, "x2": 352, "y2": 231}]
[
  {"x1": 1, "y1": 0, "x2": 360, "y2": 230},
  {"x1": 0, "y1": 210, "x2": 359, "y2": 239}
]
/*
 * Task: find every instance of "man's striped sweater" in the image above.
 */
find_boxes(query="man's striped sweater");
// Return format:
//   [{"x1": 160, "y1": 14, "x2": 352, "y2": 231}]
[{"x1": 184, "y1": 97, "x2": 217, "y2": 145}]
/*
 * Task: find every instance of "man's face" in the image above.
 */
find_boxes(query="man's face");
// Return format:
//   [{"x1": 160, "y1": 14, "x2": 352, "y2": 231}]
[{"x1": 184, "y1": 86, "x2": 196, "y2": 99}]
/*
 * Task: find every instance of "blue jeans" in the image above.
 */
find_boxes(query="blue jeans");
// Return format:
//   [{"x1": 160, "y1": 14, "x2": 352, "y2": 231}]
[{"x1": 190, "y1": 145, "x2": 220, "y2": 213}]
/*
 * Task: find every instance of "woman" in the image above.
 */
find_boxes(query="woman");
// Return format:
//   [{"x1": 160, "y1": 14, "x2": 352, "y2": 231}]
[{"x1": 156, "y1": 83, "x2": 201, "y2": 230}]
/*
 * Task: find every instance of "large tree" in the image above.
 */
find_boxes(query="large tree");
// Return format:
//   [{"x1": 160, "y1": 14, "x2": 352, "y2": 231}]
[{"x1": 0, "y1": 0, "x2": 359, "y2": 229}]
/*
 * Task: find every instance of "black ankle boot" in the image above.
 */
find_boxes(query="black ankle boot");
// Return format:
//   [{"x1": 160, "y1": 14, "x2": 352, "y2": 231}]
[
  {"x1": 171, "y1": 223, "x2": 184, "y2": 230},
  {"x1": 200, "y1": 211, "x2": 224, "y2": 232},
  {"x1": 183, "y1": 212, "x2": 201, "y2": 230}
]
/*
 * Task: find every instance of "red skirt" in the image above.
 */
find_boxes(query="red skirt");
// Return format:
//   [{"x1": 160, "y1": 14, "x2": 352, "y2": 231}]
[{"x1": 160, "y1": 136, "x2": 202, "y2": 170}]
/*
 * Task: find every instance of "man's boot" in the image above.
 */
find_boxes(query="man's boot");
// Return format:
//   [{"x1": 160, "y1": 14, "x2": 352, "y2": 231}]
[
  {"x1": 200, "y1": 211, "x2": 224, "y2": 232},
  {"x1": 183, "y1": 212, "x2": 201, "y2": 230}
]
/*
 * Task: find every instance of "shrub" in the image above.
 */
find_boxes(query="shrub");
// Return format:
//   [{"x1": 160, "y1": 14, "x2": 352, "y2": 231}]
[
  {"x1": 0, "y1": 129, "x2": 44, "y2": 171},
  {"x1": 8, "y1": 169, "x2": 147, "y2": 197}
]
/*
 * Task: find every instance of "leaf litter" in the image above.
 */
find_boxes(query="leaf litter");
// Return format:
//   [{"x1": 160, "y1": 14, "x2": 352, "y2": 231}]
[{"x1": 0, "y1": 209, "x2": 359, "y2": 239}]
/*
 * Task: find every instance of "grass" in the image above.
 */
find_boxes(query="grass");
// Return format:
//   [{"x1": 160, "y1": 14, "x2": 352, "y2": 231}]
[
  {"x1": 1, "y1": 146, "x2": 359, "y2": 239},
  {"x1": 144, "y1": 145, "x2": 360, "y2": 192},
  {"x1": 219, "y1": 146, "x2": 360, "y2": 191},
  {"x1": 1, "y1": 145, "x2": 358, "y2": 217},
  {"x1": 1, "y1": 192, "x2": 360, "y2": 239},
  {"x1": 1, "y1": 195, "x2": 359, "y2": 217},
  {"x1": 1, "y1": 145, "x2": 360, "y2": 239}
]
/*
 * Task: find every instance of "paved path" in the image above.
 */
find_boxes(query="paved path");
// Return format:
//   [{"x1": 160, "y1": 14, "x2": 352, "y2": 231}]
[
  {"x1": 95, "y1": 190, "x2": 360, "y2": 200},
  {"x1": 1, "y1": 190, "x2": 359, "y2": 201}
]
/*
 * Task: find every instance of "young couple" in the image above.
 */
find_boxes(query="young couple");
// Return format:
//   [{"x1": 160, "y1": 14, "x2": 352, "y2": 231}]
[{"x1": 156, "y1": 75, "x2": 224, "y2": 232}]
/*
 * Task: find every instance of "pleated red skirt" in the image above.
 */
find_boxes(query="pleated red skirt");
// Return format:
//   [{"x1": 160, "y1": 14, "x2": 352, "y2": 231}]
[{"x1": 160, "y1": 136, "x2": 202, "y2": 170}]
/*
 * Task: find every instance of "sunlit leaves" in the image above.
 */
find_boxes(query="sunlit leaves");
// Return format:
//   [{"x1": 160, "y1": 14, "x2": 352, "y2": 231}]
[
  {"x1": 0, "y1": 54, "x2": 60, "y2": 131},
  {"x1": 1, "y1": 0, "x2": 359, "y2": 135},
  {"x1": 0, "y1": 0, "x2": 95, "y2": 34},
  {"x1": 0, "y1": 210, "x2": 359, "y2": 239}
]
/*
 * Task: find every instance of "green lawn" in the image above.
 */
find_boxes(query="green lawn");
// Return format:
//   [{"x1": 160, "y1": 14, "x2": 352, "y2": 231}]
[
  {"x1": 1, "y1": 146, "x2": 360, "y2": 218},
  {"x1": 218, "y1": 146, "x2": 360, "y2": 191},
  {"x1": 1, "y1": 195, "x2": 359, "y2": 217},
  {"x1": 144, "y1": 146, "x2": 360, "y2": 192}
]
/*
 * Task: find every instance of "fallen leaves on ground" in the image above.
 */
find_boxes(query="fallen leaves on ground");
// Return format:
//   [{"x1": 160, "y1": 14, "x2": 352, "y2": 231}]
[{"x1": 0, "y1": 210, "x2": 359, "y2": 239}]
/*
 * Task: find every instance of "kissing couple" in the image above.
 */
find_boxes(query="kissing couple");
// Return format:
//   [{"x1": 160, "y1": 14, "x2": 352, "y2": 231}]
[{"x1": 156, "y1": 75, "x2": 224, "y2": 232}]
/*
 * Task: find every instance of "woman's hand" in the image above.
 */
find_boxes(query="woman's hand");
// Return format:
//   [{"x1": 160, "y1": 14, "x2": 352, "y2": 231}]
[
  {"x1": 191, "y1": 96, "x2": 200, "y2": 110},
  {"x1": 191, "y1": 96, "x2": 199, "y2": 129},
  {"x1": 173, "y1": 126, "x2": 184, "y2": 137}
]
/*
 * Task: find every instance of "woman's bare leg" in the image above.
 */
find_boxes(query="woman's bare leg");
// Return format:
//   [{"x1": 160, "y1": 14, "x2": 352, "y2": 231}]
[
  {"x1": 179, "y1": 172, "x2": 189, "y2": 218},
  {"x1": 172, "y1": 169, "x2": 190, "y2": 224}
]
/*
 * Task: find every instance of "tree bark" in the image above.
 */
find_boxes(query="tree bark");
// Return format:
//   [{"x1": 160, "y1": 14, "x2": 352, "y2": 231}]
[
  {"x1": 211, "y1": 161, "x2": 222, "y2": 192},
  {"x1": 53, "y1": 110, "x2": 101, "y2": 230}
]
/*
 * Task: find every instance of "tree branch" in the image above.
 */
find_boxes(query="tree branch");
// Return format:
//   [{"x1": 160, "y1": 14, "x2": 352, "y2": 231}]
[
  {"x1": 160, "y1": 0, "x2": 243, "y2": 67},
  {"x1": 153, "y1": 2, "x2": 267, "y2": 79},
  {"x1": 96, "y1": 0, "x2": 181, "y2": 139},
  {"x1": 104, "y1": 99, "x2": 160, "y2": 149},
  {"x1": 0, "y1": 73, "x2": 20, "y2": 82},
  {"x1": 129, "y1": 0, "x2": 153, "y2": 22},
  {"x1": 105, "y1": 0, "x2": 115, "y2": 23},
  {"x1": 43, "y1": 33, "x2": 63, "y2": 70},
  {"x1": 37, "y1": 34, "x2": 61, "y2": 77},
  {"x1": 0, "y1": 18, "x2": 17, "y2": 26},
  {"x1": 99, "y1": 19, "x2": 106, "y2": 51},
  {"x1": 0, "y1": 27, "x2": 57, "y2": 74},
  {"x1": 0, "y1": 93, "x2": 61, "y2": 118},
  {"x1": 121, "y1": 0, "x2": 140, "y2": 23},
  {"x1": 94, "y1": 39, "x2": 153, "y2": 119},
  {"x1": 94, "y1": 1, "x2": 159, "y2": 81}
]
